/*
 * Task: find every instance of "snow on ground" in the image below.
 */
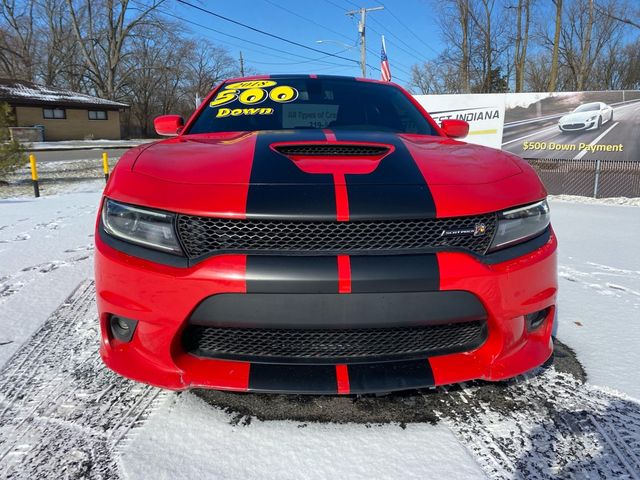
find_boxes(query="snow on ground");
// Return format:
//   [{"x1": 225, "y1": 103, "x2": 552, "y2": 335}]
[
  {"x1": 551, "y1": 200, "x2": 640, "y2": 399},
  {"x1": 121, "y1": 393, "x2": 484, "y2": 480},
  {"x1": 550, "y1": 194, "x2": 640, "y2": 207},
  {"x1": 0, "y1": 187, "x2": 101, "y2": 367},
  {"x1": 0, "y1": 183, "x2": 639, "y2": 479}
]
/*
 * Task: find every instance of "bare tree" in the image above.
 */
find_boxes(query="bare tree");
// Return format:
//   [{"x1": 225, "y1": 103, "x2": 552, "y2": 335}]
[
  {"x1": 0, "y1": 0, "x2": 36, "y2": 80},
  {"x1": 595, "y1": 0, "x2": 640, "y2": 29},
  {"x1": 436, "y1": 0, "x2": 473, "y2": 92},
  {"x1": 65, "y1": 0, "x2": 164, "y2": 100},
  {"x1": 576, "y1": 0, "x2": 594, "y2": 90},
  {"x1": 548, "y1": 0, "x2": 562, "y2": 91},
  {"x1": 37, "y1": 0, "x2": 83, "y2": 88},
  {"x1": 513, "y1": 0, "x2": 532, "y2": 92},
  {"x1": 410, "y1": 62, "x2": 448, "y2": 94},
  {"x1": 182, "y1": 41, "x2": 238, "y2": 108}
]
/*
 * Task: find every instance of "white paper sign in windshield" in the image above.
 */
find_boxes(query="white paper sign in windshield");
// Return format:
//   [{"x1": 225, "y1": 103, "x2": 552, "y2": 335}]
[{"x1": 282, "y1": 104, "x2": 339, "y2": 129}]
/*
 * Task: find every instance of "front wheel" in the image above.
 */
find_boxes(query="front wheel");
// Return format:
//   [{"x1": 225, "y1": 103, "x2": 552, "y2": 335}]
[{"x1": 597, "y1": 116, "x2": 602, "y2": 129}]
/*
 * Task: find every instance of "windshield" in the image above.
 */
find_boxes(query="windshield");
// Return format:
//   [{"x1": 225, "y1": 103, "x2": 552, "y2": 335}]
[
  {"x1": 573, "y1": 103, "x2": 601, "y2": 112},
  {"x1": 187, "y1": 77, "x2": 437, "y2": 135}
]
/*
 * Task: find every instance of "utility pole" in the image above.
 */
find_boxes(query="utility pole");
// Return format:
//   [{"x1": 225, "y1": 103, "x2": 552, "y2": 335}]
[
  {"x1": 239, "y1": 51, "x2": 245, "y2": 77},
  {"x1": 346, "y1": 6, "x2": 384, "y2": 77}
]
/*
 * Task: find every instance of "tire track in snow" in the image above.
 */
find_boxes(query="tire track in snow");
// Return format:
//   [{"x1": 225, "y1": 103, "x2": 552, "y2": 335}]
[
  {"x1": 438, "y1": 368, "x2": 640, "y2": 479},
  {"x1": 2, "y1": 281, "x2": 640, "y2": 479},
  {"x1": 0, "y1": 281, "x2": 168, "y2": 479}
]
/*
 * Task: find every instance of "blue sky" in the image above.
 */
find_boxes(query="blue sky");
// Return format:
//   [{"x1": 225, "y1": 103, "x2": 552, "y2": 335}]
[{"x1": 165, "y1": 0, "x2": 442, "y2": 85}]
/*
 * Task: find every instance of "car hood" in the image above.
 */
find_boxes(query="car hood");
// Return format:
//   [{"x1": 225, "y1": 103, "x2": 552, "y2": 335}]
[
  {"x1": 133, "y1": 130, "x2": 522, "y2": 186},
  {"x1": 560, "y1": 111, "x2": 599, "y2": 123}
]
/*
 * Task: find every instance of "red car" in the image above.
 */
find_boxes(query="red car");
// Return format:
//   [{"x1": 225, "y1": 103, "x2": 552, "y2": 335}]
[{"x1": 95, "y1": 75, "x2": 557, "y2": 394}]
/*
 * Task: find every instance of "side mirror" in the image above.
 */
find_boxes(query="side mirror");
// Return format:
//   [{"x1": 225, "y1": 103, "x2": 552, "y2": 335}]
[
  {"x1": 440, "y1": 119, "x2": 469, "y2": 138},
  {"x1": 154, "y1": 115, "x2": 184, "y2": 136}
]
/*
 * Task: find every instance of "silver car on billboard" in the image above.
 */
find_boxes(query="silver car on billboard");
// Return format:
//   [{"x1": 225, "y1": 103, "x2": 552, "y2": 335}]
[{"x1": 558, "y1": 102, "x2": 614, "y2": 132}]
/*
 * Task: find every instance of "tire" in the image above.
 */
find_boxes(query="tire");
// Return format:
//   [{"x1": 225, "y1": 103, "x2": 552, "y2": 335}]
[
  {"x1": 610, "y1": 111, "x2": 614, "y2": 122},
  {"x1": 597, "y1": 116, "x2": 602, "y2": 129}
]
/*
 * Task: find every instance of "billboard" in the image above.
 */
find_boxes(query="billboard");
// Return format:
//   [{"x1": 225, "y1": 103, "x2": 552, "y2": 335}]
[
  {"x1": 502, "y1": 91, "x2": 640, "y2": 161},
  {"x1": 413, "y1": 93, "x2": 505, "y2": 149},
  {"x1": 415, "y1": 90, "x2": 640, "y2": 161}
]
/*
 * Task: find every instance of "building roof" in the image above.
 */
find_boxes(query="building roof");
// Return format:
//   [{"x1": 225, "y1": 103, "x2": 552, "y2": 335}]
[{"x1": 0, "y1": 79, "x2": 129, "y2": 109}]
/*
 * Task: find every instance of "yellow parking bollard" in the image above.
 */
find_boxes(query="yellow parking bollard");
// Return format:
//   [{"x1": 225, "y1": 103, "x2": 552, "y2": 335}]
[
  {"x1": 29, "y1": 154, "x2": 40, "y2": 198},
  {"x1": 102, "y1": 152, "x2": 109, "y2": 182}
]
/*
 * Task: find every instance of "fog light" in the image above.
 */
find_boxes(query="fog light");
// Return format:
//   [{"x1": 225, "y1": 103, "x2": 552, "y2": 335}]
[
  {"x1": 525, "y1": 308, "x2": 550, "y2": 331},
  {"x1": 110, "y1": 315, "x2": 138, "y2": 342}
]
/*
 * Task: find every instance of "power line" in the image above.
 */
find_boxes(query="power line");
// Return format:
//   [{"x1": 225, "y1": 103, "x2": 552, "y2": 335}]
[
  {"x1": 367, "y1": 22, "x2": 431, "y2": 63},
  {"x1": 345, "y1": 5, "x2": 385, "y2": 77},
  {"x1": 261, "y1": 0, "x2": 354, "y2": 44},
  {"x1": 378, "y1": 2, "x2": 440, "y2": 56},
  {"x1": 175, "y1": 0, "x2": 363, "y2": 66},
  {"x1": 157, "y1": 6, "x2": 354, "y2": 67},
  {"x1": 323, "y1": 0, "x2": 351, "y2": 12},
  {"x1": 321, "y1": 1, "x2": 412, "y2": 81},
  {"x1": 363, "y1": 40, "x2": 415, "y2": 78},
  {"x1": 249, "y1": 48, "x2": 353, "y2": 65},
  {"x1": 140, "y1": 0, "x2": 411, "y2": 84}
]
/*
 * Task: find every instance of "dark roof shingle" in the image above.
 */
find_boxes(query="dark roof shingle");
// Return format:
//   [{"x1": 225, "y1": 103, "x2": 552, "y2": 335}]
[{"x1": 0, "y1": 79, "x2": 128, "y2": 109}]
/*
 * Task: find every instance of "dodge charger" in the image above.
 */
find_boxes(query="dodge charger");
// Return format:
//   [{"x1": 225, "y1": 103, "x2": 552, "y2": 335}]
[{"x1": 95, "y1": 75, "x2": 557, "y2": 394}]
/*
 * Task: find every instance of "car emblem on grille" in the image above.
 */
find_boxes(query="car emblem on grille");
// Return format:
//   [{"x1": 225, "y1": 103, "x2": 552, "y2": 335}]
[
  {"x1": 474, "y1": 222, "x2": 487, "y2": 236},
  {"x1": 441, "y1": 222, "x2": 487, "y2": 238}
]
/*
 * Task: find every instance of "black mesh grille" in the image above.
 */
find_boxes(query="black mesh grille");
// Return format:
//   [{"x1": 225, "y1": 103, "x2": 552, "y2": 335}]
[
  {"x1": 184, "y1": 321, "x2": 487, "y2": 363},
  {"x1": 176, "y1": 214, "x2": 496, "y2": 258},
  {"x1": 274, "y1": 144, "x2": 389, "y2": 156}
]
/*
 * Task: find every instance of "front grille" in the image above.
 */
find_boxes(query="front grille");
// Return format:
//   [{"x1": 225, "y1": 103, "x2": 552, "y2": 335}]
[
  {"x1": 563, "y1": 123, "x2": 585, "y2": 129},
  {"x1": 274, "y1": 144, "x2": 389, "y2": 156},
  {"x1": 184, "y1": 321, "x2": 487, "y2": 363},
  {"x1": 176, "y1": 214, "x2": 497, "y2": 258}
]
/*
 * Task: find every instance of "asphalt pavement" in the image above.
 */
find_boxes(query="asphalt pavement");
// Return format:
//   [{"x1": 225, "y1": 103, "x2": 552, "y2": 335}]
[{"x1": 502, "y1": 100, "x2": 640, "y2": 161}]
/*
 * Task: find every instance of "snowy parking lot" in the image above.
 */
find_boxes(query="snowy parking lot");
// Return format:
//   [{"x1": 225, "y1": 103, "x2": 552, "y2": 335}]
[{"x1": 0, "y1": 185, "x2": 639, "y2": 479}]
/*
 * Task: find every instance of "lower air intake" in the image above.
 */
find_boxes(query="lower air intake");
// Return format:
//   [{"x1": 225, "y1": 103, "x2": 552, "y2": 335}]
[{"x1": 183, "y1": 321, "x2": 487, "y2": 364}]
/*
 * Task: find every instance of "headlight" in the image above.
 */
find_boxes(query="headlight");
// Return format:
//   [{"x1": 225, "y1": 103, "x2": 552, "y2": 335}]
[
  {"x1": 489, "y1": 200, "x2": 550, "y2": 252},
  {"x1": 101, "y1": 199, "x2": 182, "y2": 254},
  {"x1": 588, "y1": 115, "x2": 597, "y2": 121}
]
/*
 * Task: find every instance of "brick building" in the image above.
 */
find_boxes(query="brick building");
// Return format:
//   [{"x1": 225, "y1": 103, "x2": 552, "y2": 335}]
[{"x1": 0, "y1": 79, "x2": 128, "y2": 141}]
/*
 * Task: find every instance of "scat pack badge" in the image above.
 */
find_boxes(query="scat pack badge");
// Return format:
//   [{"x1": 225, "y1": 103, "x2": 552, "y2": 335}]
[
  {"x1": 440, "y1": 222, "x2": 487, "y2": 238},
  {"x1": 210, "y1": 80, "x2": 298, "y2": 117}
]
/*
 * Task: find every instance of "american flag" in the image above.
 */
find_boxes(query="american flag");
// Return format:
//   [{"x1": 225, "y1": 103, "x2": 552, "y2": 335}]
[{"x1": 380, "y1": 35, "x2": 391, "y2": 82}]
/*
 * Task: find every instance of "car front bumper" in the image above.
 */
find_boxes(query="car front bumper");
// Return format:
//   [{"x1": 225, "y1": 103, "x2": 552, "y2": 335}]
[
  {"x1": 95, "y1": 225, "x2": 558, "y2": 394},
  {"x1": 559, "y1": 119, "x2": 598, "y2": 131}
]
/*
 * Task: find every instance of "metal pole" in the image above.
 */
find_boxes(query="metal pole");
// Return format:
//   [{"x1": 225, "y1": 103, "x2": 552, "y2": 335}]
[
  {"x1": 360, "y1": 9, "x2": 366, "y2": 77},
  {"x1": 593, "y1": 159, "x2": 601, "y2": 198},
  {"x1": 102, "y1": 152, "x2": 109, "y2": 182},
  {"x1": 346, "y1": 6, "x2": 384, "y2": 78},
  {"x1": 29, "y1": 154, "x2": 39, "y2": 198}
]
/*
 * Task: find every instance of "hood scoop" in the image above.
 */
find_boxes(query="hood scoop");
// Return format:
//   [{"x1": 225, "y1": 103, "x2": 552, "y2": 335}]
[
  {"x1": 272, "y1": 142, "x2": 393, "y2": 177},
  {"x1": 273, "y1": 143, "x2": 390, "y2": 157}
]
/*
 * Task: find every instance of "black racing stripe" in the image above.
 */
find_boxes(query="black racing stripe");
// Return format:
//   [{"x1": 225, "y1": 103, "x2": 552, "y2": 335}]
[
  {"x1": 246, "y1": 256, "x2": 338, "y2": 293},
  {"x1": 248, "y1": 363, "x2": 337, "y2": 394},
  {"x1": 332, "y1": 131, "x2": 436, "y2": 220},
  {"x1": 246, "y1": 131, "x2": 336, "y2": 220},
  {"x1": 348, "y1": 359, "x2": 434, "y2": 394},
  {"x1": 349, "y1": 254, "x2": 439, "y2": 293}
]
